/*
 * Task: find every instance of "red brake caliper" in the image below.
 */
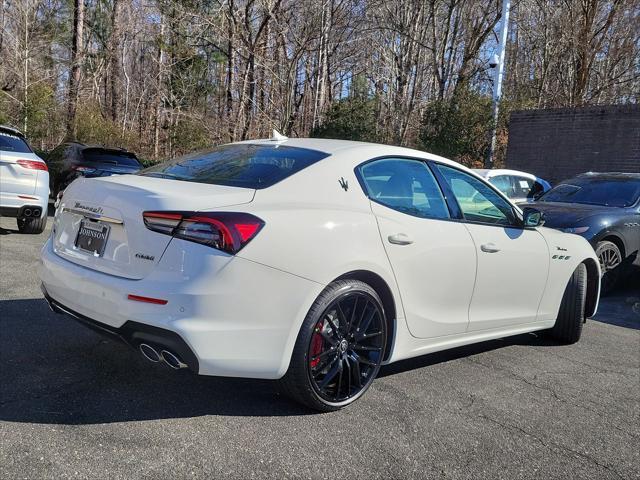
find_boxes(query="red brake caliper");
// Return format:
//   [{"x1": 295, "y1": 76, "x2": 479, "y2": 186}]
[{"x1": 309, "y1": 321, "x2": 324, "y2": 368}]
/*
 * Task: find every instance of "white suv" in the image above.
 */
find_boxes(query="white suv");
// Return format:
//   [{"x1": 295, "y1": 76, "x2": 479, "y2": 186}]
[{"x1": 0, "y1": 126, "x2": 49, "y2": 233}]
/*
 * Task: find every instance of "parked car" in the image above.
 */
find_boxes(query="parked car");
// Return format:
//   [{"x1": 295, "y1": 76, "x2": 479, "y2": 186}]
[
  {"x1": 530, "y1": 172, "x2": 640, "y2": 294},
  {"x1": 474, "y1": 168, "x2": 551, "y2": 204},
  {"x1": 47, "y1": 142, "x2": 142, "y2": 198},
  {"x1": 39, "y1": 136, "x2": 600, "y2": 411},
  {"x1": 0, "y1": 125, "x2": 49, "y2": 233}
]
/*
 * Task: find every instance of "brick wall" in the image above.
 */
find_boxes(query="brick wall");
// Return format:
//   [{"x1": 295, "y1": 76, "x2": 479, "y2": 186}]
[{"x1": 505, "y1": 105, "x2": 640, "y2": 184}]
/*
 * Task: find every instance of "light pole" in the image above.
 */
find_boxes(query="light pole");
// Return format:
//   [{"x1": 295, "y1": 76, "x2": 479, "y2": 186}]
[{"x1": 485, "y1": 0, "x2": 511, "y2": 168}]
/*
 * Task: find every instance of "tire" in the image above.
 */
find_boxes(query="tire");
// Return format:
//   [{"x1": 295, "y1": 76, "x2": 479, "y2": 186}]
[
  {"x1": 595, "y1": 240, "x2": 623, "y2": 295},
  {"x1": 17, "y1": 215, "x2": 47, "y2": 234},
  {"x1": 280, "y1": 279, "x2": 387, "y2": 412},
  {"x1": 549, "y1": 263, "x2": 587, "y2": 344}
]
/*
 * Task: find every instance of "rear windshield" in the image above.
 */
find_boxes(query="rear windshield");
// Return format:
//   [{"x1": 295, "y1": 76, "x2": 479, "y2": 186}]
[
  {"x1": 139, "y1": 144, "x2": 330, "y2": 189},
  {"x1": 0, "y1": 131, "x2": 32, "y2": 153},
  {"x1": 539, "y1": 178, "x2": 640, "y2": 207},
  {"x1": 82, "y1": 148, "x2": 140, "y2": 167}
]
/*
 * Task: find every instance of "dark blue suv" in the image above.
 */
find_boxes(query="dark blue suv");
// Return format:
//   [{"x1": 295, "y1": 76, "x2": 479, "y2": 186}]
[{"x1": 530, "y1": 172, "x2": 640, "y2": 293}]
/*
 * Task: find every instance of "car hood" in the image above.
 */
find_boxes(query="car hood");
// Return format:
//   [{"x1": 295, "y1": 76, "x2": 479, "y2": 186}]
[{"x1": 528, "y1": 202, "x2": 612, "y2": 227}]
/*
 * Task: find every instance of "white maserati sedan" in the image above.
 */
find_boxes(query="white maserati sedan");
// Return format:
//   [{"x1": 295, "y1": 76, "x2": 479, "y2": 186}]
[{"x1": 39, "y1": 136, "x2": 600, "y2": 411}]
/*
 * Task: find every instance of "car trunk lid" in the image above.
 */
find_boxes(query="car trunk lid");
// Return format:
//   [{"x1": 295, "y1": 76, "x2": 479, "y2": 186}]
[{"x1": 52, "y1": 175, "x2": 255, "y2": 279}]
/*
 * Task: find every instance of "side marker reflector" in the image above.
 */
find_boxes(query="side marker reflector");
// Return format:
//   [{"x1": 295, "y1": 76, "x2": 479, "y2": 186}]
[{"x1": 127, "y1": 294, "x2": 168, "y2": 305}]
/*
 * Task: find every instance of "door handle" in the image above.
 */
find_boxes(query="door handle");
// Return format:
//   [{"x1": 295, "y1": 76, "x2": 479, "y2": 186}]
[
  {"x1": 480, "y1": 243, "x2": 500, "y2": 253},
  {"x1": 388, "y1": 233, "x2": 413, "y2": 245}
]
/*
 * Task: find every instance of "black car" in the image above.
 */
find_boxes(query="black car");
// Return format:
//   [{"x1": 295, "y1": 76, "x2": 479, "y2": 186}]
[
  {"x1": 47, "y1": 142, "x2": 142, "y2": 197},
  {"x1": 530, "y1": 172, "x2": 640, "y2": 293}
]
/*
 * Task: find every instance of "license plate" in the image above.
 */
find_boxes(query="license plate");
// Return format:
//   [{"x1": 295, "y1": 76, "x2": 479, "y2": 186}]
[{"x1": 75, "y1": 220, "x2": 110, "y2": 256}]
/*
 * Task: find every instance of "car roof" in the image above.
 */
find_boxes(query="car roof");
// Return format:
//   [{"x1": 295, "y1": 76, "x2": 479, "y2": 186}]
[
  {"x1": 472, "y1": 168, "x2": 537, "y2": 180},
  {"x1": 235, "y1": 137, "x2": 465, "y2": 169},
  {"x1": 574, "y1": 172, "x2": 640, "y2": 180},
  {"x1": 0, "y1": 125, "x2": 26, "y2": 138},
  {"x1": 61, "y1": 142, "x2": 136, "y2": 155}
]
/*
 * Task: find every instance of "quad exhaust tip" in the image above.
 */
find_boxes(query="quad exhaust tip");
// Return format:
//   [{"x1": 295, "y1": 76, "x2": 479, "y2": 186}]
[
  {"x1": 21, "y1": 207, "x2": 41, "y2": 218},
  {"x1": 139, "y1": 343, "x2": 161, "y2": 362},
  {"x1": 139, "y1": 343, "x2": 188, "y2": 369},
  {"x1": 160, "y1": 350, "x2": 188, "y2": 370}
]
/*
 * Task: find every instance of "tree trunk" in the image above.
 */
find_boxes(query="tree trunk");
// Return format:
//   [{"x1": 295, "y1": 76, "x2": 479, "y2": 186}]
[
  {"x1": 153, "y1": 18, "x2": 165, "y2": 159},
  {"x1": 109, "y1": 0, "x2": 125, "y2": 122},
  {"x1": 67, "y1": 0, "x2": 84, "y2": 139}
]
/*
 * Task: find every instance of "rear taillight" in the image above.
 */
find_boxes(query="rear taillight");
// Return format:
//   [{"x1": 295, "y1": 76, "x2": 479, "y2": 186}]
[
  {"x1": 16, "y1": 159, "x2": 48, "y2": 171},
  {"x1": 143, "y1": 211, "x2": 264, "y2": 254}
]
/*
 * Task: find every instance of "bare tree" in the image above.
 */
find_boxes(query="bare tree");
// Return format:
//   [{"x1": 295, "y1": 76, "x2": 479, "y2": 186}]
[{"x1": 66, "y1": 0, "x2": 84, "y2": 137}]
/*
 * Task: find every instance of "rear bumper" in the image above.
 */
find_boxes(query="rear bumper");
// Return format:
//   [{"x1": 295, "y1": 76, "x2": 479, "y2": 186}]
[
  {"x1": 0, "y1": 203, "x2": 46, "y2": 219},
  {"x1": 39, "y1": 237, "x2": 324, "y2": 379},
  {"x1": 0, "y1": 180, "x2": 49, "y2": 217},
  {"x1": 42, "y1": 286, "x2": 199, "y2": 373}
]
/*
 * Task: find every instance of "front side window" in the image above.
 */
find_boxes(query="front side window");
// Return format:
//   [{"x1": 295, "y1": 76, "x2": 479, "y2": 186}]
[
  {"x1": 488, "y1": 175, "x2": 515, "y2": 198},
  {"x1": 140, "y1": 144, "x2": 329, "y2": 189},
  {"x1": 358, "y1": 158, "x2": 450, "y2": 219},
  {"x1": 437, "y1": 165, "x2": 517, "y2": 226}
]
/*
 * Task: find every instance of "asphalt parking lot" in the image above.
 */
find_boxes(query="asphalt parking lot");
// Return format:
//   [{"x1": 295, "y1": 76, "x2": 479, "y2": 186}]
[{"x1": 1, "y1": 214, "x2": 638, "y2": 480}]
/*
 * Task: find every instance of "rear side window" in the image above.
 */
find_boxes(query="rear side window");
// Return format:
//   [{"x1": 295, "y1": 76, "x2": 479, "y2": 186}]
[
  {"x1": 0, "y1": 131, "x2": 32, "y2": 153},
  {"x1": 140, "y1": 144, "x2": 329, "y2": 189},
  {"x1": 358, "y1": 158, "x2": 450, "y2": 219},
  {"x1": 510, "y1": 176, "x2": 534, "y2": 198},
  {"x1": 82, "y1": 148, "x2": 141, "y2": 167}
]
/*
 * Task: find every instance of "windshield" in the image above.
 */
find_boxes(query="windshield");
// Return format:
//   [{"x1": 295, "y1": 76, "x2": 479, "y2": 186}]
[
  {"x1": 0, "y1": 131, "x2": 32, "y2": 153},
  {"x1": 539, "y1": 178, "x2": 640, "y2": 207},
  {"x1": 82, "y1": 148, "x2": 141, "y2": 167},
  {"x1": 139, "y1": 144, "x2": 329, "y2": 189}
]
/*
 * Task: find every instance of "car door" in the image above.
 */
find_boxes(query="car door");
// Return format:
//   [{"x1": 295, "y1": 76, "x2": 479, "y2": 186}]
[
  {"x1": 434, "y1": 164, "x2": 550, "y2": 331},
  {"x1": 357, "y1": 157, "x2": 477, "y2": 338}
]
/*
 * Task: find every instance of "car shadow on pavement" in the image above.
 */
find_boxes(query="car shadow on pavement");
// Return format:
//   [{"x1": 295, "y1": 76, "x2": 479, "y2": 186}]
[
  {"x1": 0, "y1": 296, "x2": 571, "y2": 425},
  {"x1": 592, "y1": 271, "x2": 640, "y2": 330},
  {"x1": 0, "y1": 225, "x2": 18, "y2": 235},
  {"x1": 0, "y1": 297, "x2": 314, "y2": 423}
]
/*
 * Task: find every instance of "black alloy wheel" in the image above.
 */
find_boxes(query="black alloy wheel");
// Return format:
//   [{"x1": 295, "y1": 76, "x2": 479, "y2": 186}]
[
  {"x1": 307, "y1": 291, "x2": 385, "y2": 403},
  {"x1": 280, "y1": 279, "x2": 387, "y2": 411}
]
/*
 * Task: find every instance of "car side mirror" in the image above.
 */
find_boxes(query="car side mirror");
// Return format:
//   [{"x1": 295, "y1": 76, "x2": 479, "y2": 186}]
[{"x1": 522, "y1": 207, "x2": 545, "y2": 228}]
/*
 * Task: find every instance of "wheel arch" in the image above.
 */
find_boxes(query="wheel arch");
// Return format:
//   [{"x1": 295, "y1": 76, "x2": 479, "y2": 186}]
[
  {"x1": 334, "y1": 270, "x2": 396, "y2": 361},
  {"x1": 599, "y1": 233, "x2": 626, "y2": 258},
  {"x1": 582, "y1": 258, "x2": 600, "y2": 318}
]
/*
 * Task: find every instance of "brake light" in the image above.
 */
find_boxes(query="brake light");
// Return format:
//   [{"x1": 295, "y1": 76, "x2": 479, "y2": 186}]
[
  {"x1": 16, "y1": 159, "x2": 48, "y2": 171},
  {"x1": 143, "y1": 211, "x2": 264, "y2": 254}
]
